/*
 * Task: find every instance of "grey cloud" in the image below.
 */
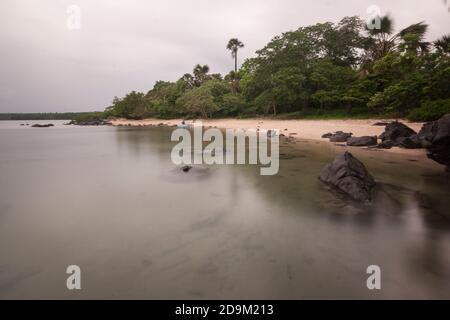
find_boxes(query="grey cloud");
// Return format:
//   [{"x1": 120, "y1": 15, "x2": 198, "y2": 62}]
[{"x1": 0, "y1": 0, "x2": 448, "y2": 112}]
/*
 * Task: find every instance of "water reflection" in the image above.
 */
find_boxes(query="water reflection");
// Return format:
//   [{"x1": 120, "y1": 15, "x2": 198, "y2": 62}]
[{"x1": 0, "y1": 124, "x2": 448, "y2": 299}]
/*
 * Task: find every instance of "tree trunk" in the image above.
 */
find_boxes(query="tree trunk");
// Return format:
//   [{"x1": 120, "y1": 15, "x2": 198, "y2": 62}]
[
  {"x1": 235, "y1": 52, "x2": 238, "y2": 73},
  {"x1": 346, "y1": 103, "x2": 352, "y2": 114}
]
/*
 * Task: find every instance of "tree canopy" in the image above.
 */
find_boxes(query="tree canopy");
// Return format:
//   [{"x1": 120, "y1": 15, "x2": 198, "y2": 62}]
[{"x1": 104, "y1": 15, "x2": 450, "y2": 121}]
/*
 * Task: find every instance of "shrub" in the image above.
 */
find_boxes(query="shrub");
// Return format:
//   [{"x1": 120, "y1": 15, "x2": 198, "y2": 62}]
[{"x1": 407, "y1": 99, "x2": 450, "y2": 122}]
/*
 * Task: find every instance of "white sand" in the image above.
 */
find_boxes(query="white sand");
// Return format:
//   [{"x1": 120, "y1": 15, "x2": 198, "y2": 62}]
[{"x1": 111, "y1": 118, "x2": 427, "y2": 157}]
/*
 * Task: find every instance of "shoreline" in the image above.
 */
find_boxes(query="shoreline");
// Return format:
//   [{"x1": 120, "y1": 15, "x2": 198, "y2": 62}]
[{"x1": 110, "y1": 118, "x2": 428, "y2": 157}]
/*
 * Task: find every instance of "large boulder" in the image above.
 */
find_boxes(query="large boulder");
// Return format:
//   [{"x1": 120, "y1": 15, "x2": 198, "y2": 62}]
[
  {"x1": 346, "y1": 136, "x2": 378, "y2": 147},
  {"x1": 416, "y1": 121, "x2": 434, "y2": 148},
  {"x1": 379, "y1": 121, "x2": 416, "y2": 142},
  {"x1": 420, "y1": 114, "x2": 450, "y2": 171},
  {"x1": 319, "y1": 152, "x2": 376, "y2": 201}
]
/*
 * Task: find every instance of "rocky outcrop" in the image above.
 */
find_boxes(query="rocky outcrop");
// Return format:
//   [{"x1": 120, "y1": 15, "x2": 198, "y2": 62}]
[
  {"x1": 346, "y1": 136, "x2": 378, "y2": 147},
  {"x1": 319, "y1": 151, "x2": 376, "y2": 201},
  {"x1": 379, "y1": 121, "x2": 416, "y2": 142},
  {"x1": 31, "y1": 124, "x2": 54, "y2": 128},
  {"x1": 419, "y1": 114, "x2": 450, "y2": 171}
]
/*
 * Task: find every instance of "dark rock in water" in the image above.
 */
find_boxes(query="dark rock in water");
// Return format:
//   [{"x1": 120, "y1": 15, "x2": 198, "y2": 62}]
[
  {"x1": 373, "y1": 121, "x2": 392, "y2": 126},
  {"x1": 397, "y1": 135, "x2": 422, "y2": 149},
  {"x1": 347, "y1": 136, "x2": 378, "y2": 147},
  {"x1": 321, "y1": 133, "x2": 333, "y2": 138},
  {"x1": 181, "y1": 165, "x2": 192, "y2": 172},
  {"x1": 420, "y1": 114, "x2": 450, "y2": 171},
  {"x1": 379, "y1": 121, "x2": 416, "y2": 142},
  {"x1": 329, "y1": 132, "x2": 353, "y2": 142},
  {"x1": 31, "y1": 124, "x2": 54, "y2": 128},
  {"x1": 319, "y1": 151, "x2": 376, "y2": 202},
  {"x1": 20, "y1": 124, "x2": 25, "y2": 126}
]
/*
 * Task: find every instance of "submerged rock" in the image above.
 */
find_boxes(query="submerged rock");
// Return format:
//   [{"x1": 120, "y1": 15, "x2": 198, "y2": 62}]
[
  {"x1": 321, "y1": 133, "x2": 333, "y2": 138},
  {"x1": 319, "y1": 151, "x2": 376, "y2": 202},
  {"x1": 379, "y1": 121, "x2": 416, "y2": 142},
  {"x1": 181, "y1": 165, "x2": 192, "y2": 172},
  {"x1": 346, "y1": 136, "x2": 378, "y2": 147}
]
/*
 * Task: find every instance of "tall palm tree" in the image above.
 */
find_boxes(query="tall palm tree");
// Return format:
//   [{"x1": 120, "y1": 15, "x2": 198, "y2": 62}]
[
  {"x1": 365, "y1": 15, "x2": 396, "y2": 60},
  {"x1": 434, "y1": 34, "x2": 450, "y2": 55},
  {"x1": 364, "y1": 15, "x2": 429, "y2": 61},
  {"x1": 227, "y1": 38, "x2": 244, "y2": 72},
  {"x1": 398, "y1": 22, "x2": 430, "y2": 55}
]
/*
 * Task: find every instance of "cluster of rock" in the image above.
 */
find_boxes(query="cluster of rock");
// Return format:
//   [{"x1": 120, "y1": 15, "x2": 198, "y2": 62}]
[
  {"x1": 318, "y1": 114, "x2": 450, "y2": 201},
  {"x1": 322, "y1": 131, "x2": 378, "y2": 146},
  {"x1": 378, "y1": 121, "x2": 420, "y2": 149},
  {"x1": 66, "y1": 119, "x2": 112, "y2": 126},
  {"x1": 320, "y1": 114, "x2": 450, "y2": 171},
  {"x1": 376, "y1": 116, "x2": 450, "y2": 171}
]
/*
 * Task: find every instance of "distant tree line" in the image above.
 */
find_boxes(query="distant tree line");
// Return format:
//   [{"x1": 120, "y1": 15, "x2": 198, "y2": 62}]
[{"x1": 0, "y1": 112, "x2": 103, "y2": 121}]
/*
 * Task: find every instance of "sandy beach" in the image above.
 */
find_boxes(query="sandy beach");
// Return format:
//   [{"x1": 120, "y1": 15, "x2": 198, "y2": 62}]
[{"x1": 111, "y1": 118, "x2": 427, "y2": 157}]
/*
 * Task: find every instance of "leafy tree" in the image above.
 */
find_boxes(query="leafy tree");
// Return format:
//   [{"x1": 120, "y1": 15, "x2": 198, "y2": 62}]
[
  {"x1": 101, "y1": 15, "x2": 449, "y2": 122},
  {"x1": 105, "y1": 91, "x2": 148, "y2": 119},
  {"x1": 177, "y1": 87, "x2": 217, "y2": 118}
]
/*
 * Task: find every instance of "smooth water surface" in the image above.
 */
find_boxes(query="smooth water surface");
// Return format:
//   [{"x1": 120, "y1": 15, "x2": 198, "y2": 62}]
[{"x1": 0, "y1": 121, "x2": 449, "y2": 299}]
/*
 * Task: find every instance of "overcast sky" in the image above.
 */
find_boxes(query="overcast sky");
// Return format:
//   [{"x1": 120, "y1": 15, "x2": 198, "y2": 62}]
[{"x1": 0, "y1": 0, "x2": 448, "y2": 113}]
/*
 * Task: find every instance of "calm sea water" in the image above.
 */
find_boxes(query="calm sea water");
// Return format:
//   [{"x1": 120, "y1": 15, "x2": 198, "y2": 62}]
[{"x1": 0, "y1": 120, "x2": 449, "y2": 299}]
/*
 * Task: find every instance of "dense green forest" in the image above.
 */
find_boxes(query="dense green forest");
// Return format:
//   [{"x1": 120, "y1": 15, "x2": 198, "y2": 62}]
[
  {"x1": 103, "y1": 15, "x2": 449, "y2": 121},
  {"x1": 4, "y1": 15, "x2": 448, "y2": 122}
]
